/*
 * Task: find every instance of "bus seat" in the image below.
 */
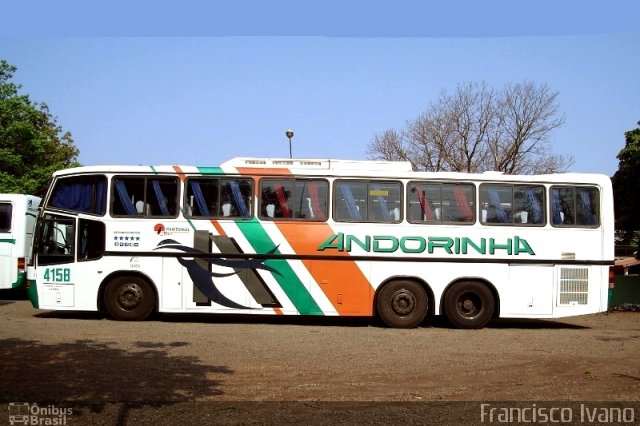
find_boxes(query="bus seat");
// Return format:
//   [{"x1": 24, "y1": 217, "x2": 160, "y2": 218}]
[
  {"x1": 266, "y1": 204, "x2": 275, "y2": 218},
  {"x1": 135, "y1": 200, "x2": 150, "y2": 215},
  {"x1": 389, "y1": 207, "x2": 400, "y2": 221}
]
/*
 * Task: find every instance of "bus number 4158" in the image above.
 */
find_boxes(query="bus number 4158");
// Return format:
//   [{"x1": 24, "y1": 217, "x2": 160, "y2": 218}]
[{"x1": 43, "y1": 268, "x2": 71, "y2": 282}]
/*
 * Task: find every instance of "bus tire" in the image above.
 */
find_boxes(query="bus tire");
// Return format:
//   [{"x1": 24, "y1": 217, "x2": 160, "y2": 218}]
[
  {"x1": 104, "y1": 276, "x2": 156, "y2": 321},
  {"x1": 376, "y1": 280, "x2": 428, "y2": 328},
  {"x1": 444, "y1": 281, "x2": 494, "y2": 329}
]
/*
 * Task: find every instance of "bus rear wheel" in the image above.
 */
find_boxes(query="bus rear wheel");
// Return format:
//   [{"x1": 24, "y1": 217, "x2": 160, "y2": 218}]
[
  {"x1": 104, "y1": 276, "x2": 156, "y2": 321},
  {"x1": 376, "y1": 280, "x2": 428, "y2": 328},
  {"x1": 444, "y1": 281, "x2": 494, "y2": 329}
]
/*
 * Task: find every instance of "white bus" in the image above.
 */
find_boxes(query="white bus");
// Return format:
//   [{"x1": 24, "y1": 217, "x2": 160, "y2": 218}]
[
  {"x1": 1, "y1": 194, "x2": 41, "y2": 290},
  {"x1": 26, "y1": 158, "x2": 614, "y2": 328}
]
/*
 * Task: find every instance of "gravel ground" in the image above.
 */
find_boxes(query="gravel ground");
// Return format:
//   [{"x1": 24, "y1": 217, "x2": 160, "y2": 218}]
[{"x1": 1, "y1": 292, "x2": 639, "y2": 425}]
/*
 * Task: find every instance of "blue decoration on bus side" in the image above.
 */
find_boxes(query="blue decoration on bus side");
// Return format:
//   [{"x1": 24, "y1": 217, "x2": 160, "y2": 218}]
[{"x1": 154, "y1": 239, "x2": 279, "y2": 309}]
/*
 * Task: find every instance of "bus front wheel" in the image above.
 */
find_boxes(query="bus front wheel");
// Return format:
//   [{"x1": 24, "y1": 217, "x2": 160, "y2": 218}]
[
  {"x1": 444, "y1": 281, "x2": 494, "y2": 329},
  {"x1": 376, "y1": 280, "x2": 428, "y2": 328},
  {"x1": 104, "y1": 276, "x2": 156, "y2": 321}
]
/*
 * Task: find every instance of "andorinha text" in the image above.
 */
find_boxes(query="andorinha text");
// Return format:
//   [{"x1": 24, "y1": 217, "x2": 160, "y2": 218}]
[{"x1": 317, "y1": 233, "x2": 535, "y2": 255}]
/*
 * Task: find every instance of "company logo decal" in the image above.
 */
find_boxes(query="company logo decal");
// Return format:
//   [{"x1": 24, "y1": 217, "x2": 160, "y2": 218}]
[
  {"x1": 154, "y1": 239, "x2": 281, "y2": 309},
  {"x1": 318, "y1": 233, "x2": 535, "y2": 256},
  {"x1": 154, "y1": 224, "x2": 190, "y2": 236}
]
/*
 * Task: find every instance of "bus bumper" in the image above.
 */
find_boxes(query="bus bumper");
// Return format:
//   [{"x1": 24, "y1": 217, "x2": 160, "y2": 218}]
[{"x1": 25, "y1": 266, "x2": 39, "y2": 308}]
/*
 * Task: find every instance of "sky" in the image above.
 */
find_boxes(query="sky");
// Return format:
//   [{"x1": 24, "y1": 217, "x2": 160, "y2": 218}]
[{"x1": 1, "y1": 1, "x2": 639, "y2": 177}]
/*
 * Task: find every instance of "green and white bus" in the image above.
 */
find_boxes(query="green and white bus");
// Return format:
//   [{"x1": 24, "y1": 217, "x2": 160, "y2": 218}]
[
  {"x1": 26, "y1": 158, "x2": 614, "y2": 328},
  {"x1": 1, "y1": 194, "x2": 41, "y2": 289}
]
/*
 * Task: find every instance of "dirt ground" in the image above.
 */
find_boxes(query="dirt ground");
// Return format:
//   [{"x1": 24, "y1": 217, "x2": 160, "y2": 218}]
[{"x1": 1, "y1": 292, "x2": 639, "y2": 425}]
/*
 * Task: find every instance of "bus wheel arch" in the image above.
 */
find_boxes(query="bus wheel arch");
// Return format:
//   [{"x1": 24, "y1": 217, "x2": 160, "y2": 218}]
[
  {"x1": 441, "y1": 278, "x2": 499, "y2": 329},
  {"x1": 374, "y1": 277, "x2": 432, "y2": 328},
  {"x1": 99, "y1": 272, "x2": 158, "y2": 321}
]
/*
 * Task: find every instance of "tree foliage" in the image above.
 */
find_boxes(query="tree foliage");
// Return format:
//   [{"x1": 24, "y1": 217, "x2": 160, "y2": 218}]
[
  {"x1": 0, "y1": 60, "x2": 79, "y2": 196},
  {"x1": 367, "y1": 81, "x2": 572, "y2": 174},
  {"x1": 612, "y1": 122, "x2": 640, "y2": 245}
]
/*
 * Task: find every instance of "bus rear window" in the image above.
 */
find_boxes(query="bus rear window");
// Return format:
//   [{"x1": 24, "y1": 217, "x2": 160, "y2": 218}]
[{"x1": 0, "y1": 203, "x2": 12, "y2": 232}]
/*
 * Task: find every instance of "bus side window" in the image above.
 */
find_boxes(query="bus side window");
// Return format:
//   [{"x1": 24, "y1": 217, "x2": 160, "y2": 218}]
[
  {"x1": 551, "y1": 187, "x2": 574, "y2": 225},
  {"x1": 223, "y1": 179, "x2": 252, "y2": 218},
  {"x1": 576, "y1": 188, "x2": 598, "y2": 226},
  {"x1": 113, "y1": 177, "x2": 178, "y2": 217},
  {"x1": 113, "y1": 178, "x2": 141, "y2": 216},
  {"x1": 48, "y1": 175, "x2": 107, "y2": 215},
  {"x1": 334, "y1": 181, "x2": 364, "y2": 221},
  {"x1": 260, "y1": 180, "x2": 292, "y2": 219},
  {"x1": 443, "y1": 184, "x2": 475, "y2": 223},
  {"x1": 552, "y1": 186, "x2": 599, "y2": 227},
  {"x1": 78, "y1": 219, "x2": 105, "y2": 261},
  {"x1": 147, "y1": 178, "x2": 178, "y2": 217}
]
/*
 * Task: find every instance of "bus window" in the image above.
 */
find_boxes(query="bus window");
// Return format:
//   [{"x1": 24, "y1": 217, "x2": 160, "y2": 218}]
[
  {"x1": 38, "y1": 214, "x2": 75, "y2": 266},
  {"x1": 334, "y1": 180, "x2": 401, "y2": 223},
  {"x1": 260, "y1": 178, "x2": 328, "y2": 220},
  {"x1": 0, "y1": 203, "x2": 12, "y2": 232},
  {"x1": 78, "y1": 219, "x2": 105, "y2": 261},
  {"x1": 480, "y1": 184, "x2": 544, "y2": 225},
  {"x1": 513, "y1": 186, "x2": 544, "y2": 224},
  {"x1": 408, "y1": 182, "x2": 474, "y2": 224},
  {"x1": 185, "y1": 179, "x2": 219, "y2": 217},
  {"x1": 112, "y1": 176, "x2": 179, "y2": 217},
  {"x1": 221, "y1": 179, "x2": 252, "y2": 218},
  {"x1": 551, "y1": 186, "x2": 599, "y2": 227},
  {"x1": 185, "y1": 178, "x2": 252, "y2": 218},
  {"x1": 48, "y1": 175, "x2": 107, "y2": 215}
]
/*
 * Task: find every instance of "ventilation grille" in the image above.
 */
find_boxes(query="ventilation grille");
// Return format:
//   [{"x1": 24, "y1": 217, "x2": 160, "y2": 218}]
[{"x1": 558, "y1": 267, "x2": 589, "y2": 305}]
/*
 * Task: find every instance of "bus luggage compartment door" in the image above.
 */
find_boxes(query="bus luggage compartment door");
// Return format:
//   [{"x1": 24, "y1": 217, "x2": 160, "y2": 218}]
[
  {"x1": 507, "y1": 264, "x2": 553, "y2": 315},
  {"x1": 161, "y1": 258, "x2": 183, "y2": 310}
]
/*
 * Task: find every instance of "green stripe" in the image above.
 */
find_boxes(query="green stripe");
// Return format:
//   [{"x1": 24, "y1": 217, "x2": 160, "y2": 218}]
[
  {"x1": 235, "y1": 218, "x2": 322, "y2": 315},
  {"x1": 197, "y1": 166, "x2": 224, "y2": 175},
  {"x1": 180, "y1": 207, "x2": 197, "y2": 230},
  {"x1": 27, "y1": 279, "x2": 39, "y2": 308},
  {"x1": 0, "y1": 238, "x2": 16, "y2": 244},
  {"x1": 12, "y1": 272, "x2": 25, "y2": 289}
]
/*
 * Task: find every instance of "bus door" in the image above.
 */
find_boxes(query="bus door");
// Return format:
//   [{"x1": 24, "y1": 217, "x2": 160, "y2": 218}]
[{"x1": 35, "y1": 213, "x2": 106, "y2": 308}]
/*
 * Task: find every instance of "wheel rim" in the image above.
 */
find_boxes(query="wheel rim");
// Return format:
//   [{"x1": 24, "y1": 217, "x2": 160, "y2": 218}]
[
  {"x1": 456, "y1": 291, "x2": 482, "y2": 319},
  {"x1": 390, "y1": 289, "x2": 417, "y2": 316},
  {"x1": 117, "y1": 283, "x2": 143, "y2": 311}
]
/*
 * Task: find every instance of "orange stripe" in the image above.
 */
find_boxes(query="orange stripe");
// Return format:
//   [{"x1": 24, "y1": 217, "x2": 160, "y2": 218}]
[
  {"x1": 273, "y1": 307, "x2": 284, "y2": 315},
  {"x1": 275, "y1": 222, "x2": 374, "y2": 316},
  {"x1": 237, "y1": 166, "x2": 373, "y2": 315},
  {"x1": 210, "y1": 220, "x2": 226, "y2": 237},
  {"x1": 172, "y1": 165, "x2": 187, "y2": 181}
]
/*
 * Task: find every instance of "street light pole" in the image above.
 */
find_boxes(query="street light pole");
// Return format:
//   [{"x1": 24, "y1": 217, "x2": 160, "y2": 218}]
[{"x1": 285, "y1": 130, "x2": 294, "y2": 159}]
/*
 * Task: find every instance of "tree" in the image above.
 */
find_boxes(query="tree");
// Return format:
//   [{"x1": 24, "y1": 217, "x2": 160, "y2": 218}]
[
  {"x1": 612, "y1": 122, "x2": 640, "y2": 249},
  {"x1": 0, "y1": 60, "x2": 79, "y2": 196},
  {"x1": 367, "y1": 81, "x2": 572, "y2": 174}
]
